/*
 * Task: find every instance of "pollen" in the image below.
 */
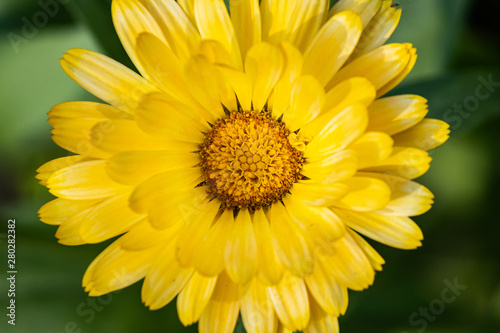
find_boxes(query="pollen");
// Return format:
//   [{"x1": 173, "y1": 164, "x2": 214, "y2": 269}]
[{"x1": 199, "y1": 110, "x2": 305, "y2": 211}]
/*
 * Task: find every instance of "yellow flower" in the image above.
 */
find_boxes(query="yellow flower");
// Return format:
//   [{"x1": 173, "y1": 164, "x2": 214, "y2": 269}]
[{"x1": 37, "y1": 0, "x2": 449, "y2": 332}]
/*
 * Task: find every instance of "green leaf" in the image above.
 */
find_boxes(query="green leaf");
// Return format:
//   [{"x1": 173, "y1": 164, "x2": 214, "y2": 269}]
[{"x1": 390, "y1": 70, "x2": 500, "y2": 136}]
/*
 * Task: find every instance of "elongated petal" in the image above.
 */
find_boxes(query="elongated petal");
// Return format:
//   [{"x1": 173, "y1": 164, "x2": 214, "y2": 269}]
[
  {"x1": 245, "y1": 42, "x2": 284, "y2": 111},
  {"x1": 194, "y1": 0, "x2": 242, "y2": 69},
  {"x1": 36, "y1": 155, "x2": 84, "y2": 186},
  {"x1": 303, "y1": 11, "x2": 362, "y2": 86},
  {"x1": 348, "y1": 229, "x2": 385, "y2": 271},
  {"x1": 358, "y1": 172, "x2": 434, "y2": 216},
  {"x1": 230, "y1": 0, "x2": 261, "y2": 59},
  {"x1": 225, "y1": 209, "x2": 258, "y2": 285},
  {"x1": 253, "y1": 209, "x2": 285, "y2": 285},
  {"x1": 78, "y1": 192, "x2": 143, "y2": 243},
  {"x1": 326, "y1": 43, "x2": 415, "y2": 96},
  {"x1": 335, "y1": 209, "x2": 424, "y2": 249},
  {"x1": 301, "y1": 150, "x2": 358, "y2": 183},
  {"x1": 119, "y1": 219, "x2": 181, "y2": 251},
  {"x1": 350, "y1": 0, "x2": 402, "y2": 58},
  {"x1": 141, "y1": 0, "x2": 200, "y2": 62},
  {"x1": 135, "y1": 92, "x2": 208, "y2": 142},
  {"x1": 142, "y1": 242, "x2": 194, "y2": 310},
  {"x1": 47, "y1": 160, "x2": 128, "y2": 200},
  {"x1": 199, "y1": 272, "x2": 241, "y2": 333},
  {"x1": 305, "y1": 104, "x2": 368, "y2": 162},
  {"x1": 129, "y1": 168, "x2": 202, "y2": 213},
  {"x1": 60, "y1": 49, "x2": 156, "y2": 113},
  {"x1": 178, "y1": 272, "x2": 218, "y2": 326},
  {"x1": 267, "y1": 274, "x2": 310, "y2": 331},
  {"x1": 329, "y1": 0, "x2": 382, "y2": 28},
  {"x1": 91, "y1": 119, "x2": 176, "y2": 154},
  {"x1": 290, "y1": 182, "x2": 348, "y2": 207},
  {"x1": 392, "y1": 118, "x2": 450, "y2": 151},
  {"x1": 269, "y1": 202, "x2": 314, "y2": 277},
  {"x1": 217, "y1": 65, "x2": 253, "y2": 111},
  {"x1": 362, "y1": 147, "x2": 431, "y2": 179},
  {"x1": 348, "y1": 132, "x2": 394, "y2": 168},
  {"x1": 192, "y1": 209, "x2": 233, "y2": 276},
  {"x1": 83, "y1": 240, "x2": 160, "y2": 296},
  {"x1": 282, "y1": 75, "x2": 325, "y2": 131},
  {"x1": 368, "y1": 95, "x2": 428, "y2": 135},
  {"x1": 241, "y1": 280, "x2": 278, "y2": 333},
  {"x1": 106, "y1": 150, "x2": 199, "y2": 186},
  {"x1": 38, "y1": 198, "x2": 101, "y2": 226},
  {"x1": 322, "y1": 77, "x2": 376, "y2": 117},
  {"x1": 334, "y1": 176, "x2": 391, "y2": 211},
  {"x1": 261, "y1": 0, "x2": 297, "y2": 44},
  {"x1": 306, "y1": 298, "x2": 340, "y2": 333},
  {"x1": 305, "y1": 261, "x2": 348, "y2": 317}
]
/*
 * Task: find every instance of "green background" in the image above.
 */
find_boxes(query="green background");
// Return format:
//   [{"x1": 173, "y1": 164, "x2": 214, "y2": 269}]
[{"x1": 1, "y1": 0, "x2": 499, "y2": 332}]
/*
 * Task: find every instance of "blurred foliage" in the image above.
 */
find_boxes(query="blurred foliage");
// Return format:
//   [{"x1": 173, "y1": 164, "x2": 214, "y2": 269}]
[{"x1": 1, "y1": 0, "x2": 499, "y2": 332}]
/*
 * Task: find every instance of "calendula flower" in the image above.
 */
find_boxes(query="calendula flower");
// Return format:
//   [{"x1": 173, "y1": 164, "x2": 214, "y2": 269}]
[{"x1": 37, "y1": 0, "x2": 449, "y2": 332}]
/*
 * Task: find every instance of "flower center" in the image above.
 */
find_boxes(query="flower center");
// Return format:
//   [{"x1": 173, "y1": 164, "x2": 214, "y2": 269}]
[{"x1": 199, "y1": 110, "x2": 304, "y2": 211}]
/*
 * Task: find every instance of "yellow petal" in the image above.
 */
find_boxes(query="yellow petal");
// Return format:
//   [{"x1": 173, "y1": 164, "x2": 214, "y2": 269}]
[
  {"x1": 348, "y1": 228, "x2": 385, "y2": 271},
  {"x1": 38, "y1": 198, "x2": 101, "y2": 226},
  {"x1": 199, "y1": 272, "x2": 241, "y2": 333},
  {"x1": 175, "y1": 199, "x2": 222, "y2": 267},
  {"x1": 350, "y1": 0, "x2": 402, "y2": 58},
  {"x1": 282, "y1": 75, "x2": 325, "y2": 131},
  {"x1": 177, "y1": 272, "x2": 218, "y2": 326},
  {"x1": 47, "y1": 160, "x2": 128, "y2": 200},
  {"x1": 368, "y1": 95, "x2": 428, "y2": 135},
  {"x1": 305, "y1": 260, "x2": 348, "y2": 317},
  {"x1": 392, "y1": 118, "x2": 450, "y2": 151},
  {"x1": 301, "y1": 150, "x2": 358, "y2": 183},
  {"x1": 119, "y1": 219, "x2": 181, "y2": 251},
  {"x1": 358, "y1": 172, "x2": 434, "y2": 216},
  {"x1": 306, "y1": 298, "x2": 340, "y2": 333},
  {"x1": 83, "y1": 240, "x2": 160, "y2": 296},
  {"x1": 261, "y1": 0, "x2": 298, "y2": 44},
  {"x1": 319, "y1": 231, "x2": 375, "y2": 290},
  {"x1": 194, "y1": 0, "x2": 242, "y2": 69},
  {"x1": 245, "y1": 42, "x2": 284, "y2": 111},
  {"x1": 303, "y1": 11, "x2": 362, "y2": 86},
  {"x1": 106, "y1": 150, "x2": 199, "y2": 186},
  {"x1": 329, "y1": 0, "x2": 382, "y2": 28},
  {"x1": 225, "y1": 209, "x2": 258, "y2": 285},
  {"x1": 326, "y1": 43, "x2": 416, "y2": 96},
  {"x1": 290, "y1": 182, "x2": 348, "y2": 207},
  {"x1": 140, "y1": 0, "x2": 200, "y2": 62},
  {"x1": 305, "y1": 104, "x2": 368, "y2": 162},
  {"x1": 253, "y1": 209, "x2": 285, "y2": 285},
  {"x1": 135, "y1": 33, "x2": 194, "y2": 104},
  {"x1": 322, "y1": 77, "x2": 376, "y2": 117},
  {"x1": 90, "y1": 119, "x2": 177, "y2": 154},
  {"x1": 348, "y1": 131, "x2": 394, "y2": 168},
  {"x1": 192, "y1": 209, "x2": 233, "y2": 276},
  {"x1": 335, "y1": 209, "x2": 423, "y2": 249},
  {"x1": 48, "y1": 102, "x2": 122, "y2": 159},
  {"x1": 241, "y1": 280, "x2": 278, "y2": 333},
  {"x1": 267, "y1": 273, "x2": 310, "y2": 331},
  {"x1": 378, "y1": 46, "x2": 417, "y2": 97},
  {"x1": 230, "y1": 0, "x2": 262, "y2": 59},
  {"x1": 147, "y1": 187, "x2": 209, "y2": 230},
  {"x1": 217, "y1": 65, "x2": 253, "y2": 111},
  {"x1": 334, "y1": 176, "x2": 391, "y2": 211},
  {"x1": 142, "y1": 242, "x2": 195, "y2": 310},
  {"x1": 60, "y1": 49, "x2": 156, "y2": 114},
  {"x1": 78, "y1": 192, "x2": 144, "y2": 244},
  {"x1": 129, "y1": 167, "x2": 202, "y2": 213},
  {"x1": 135, "y1": 92, "x2": 208, "y2": 142},
  {"x1": 178, "y1": 0, "x2": 196, "y2": 23},
  {"x1": 184, "y1": 55, "x2": 228, "y2": 118},
  {"x1": 269, "y1": 202, "x2": 314, "y2": 277},
  {"x1": 36, "y1": 155, "x2": 84, "y2": 186},
  {"x1": 362, "y1": 146, "x2": 431, "y2": 179}
]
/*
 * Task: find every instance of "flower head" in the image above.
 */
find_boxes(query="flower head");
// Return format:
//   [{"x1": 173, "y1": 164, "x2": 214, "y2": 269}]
[{"x1": 38, "y1": 0, "x2": 449, "y2": 332}]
